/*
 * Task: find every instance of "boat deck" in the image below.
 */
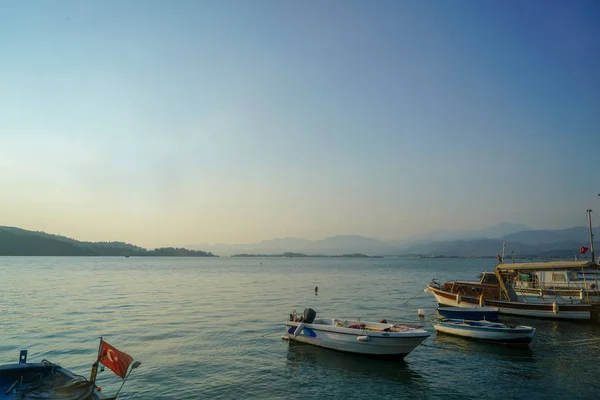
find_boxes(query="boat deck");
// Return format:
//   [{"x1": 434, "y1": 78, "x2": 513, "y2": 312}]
[{"x1": 0, "y1": 363, "x2": 111, "y2": 400}]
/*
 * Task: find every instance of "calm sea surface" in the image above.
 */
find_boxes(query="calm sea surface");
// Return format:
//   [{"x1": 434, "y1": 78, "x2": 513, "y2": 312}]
[{"x1": 1, "y1": 257, "x2": 599, "y2": 399}]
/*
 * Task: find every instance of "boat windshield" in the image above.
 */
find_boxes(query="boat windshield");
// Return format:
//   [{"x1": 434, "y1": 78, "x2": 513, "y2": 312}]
[{"x1": 479, "y1": 273, "x2": 499, "y2": 285}]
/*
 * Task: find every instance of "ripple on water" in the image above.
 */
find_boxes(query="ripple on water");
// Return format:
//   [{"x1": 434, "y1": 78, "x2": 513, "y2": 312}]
[{"x1": 2, "y1": 257, "x2": 600, "y2": 399}]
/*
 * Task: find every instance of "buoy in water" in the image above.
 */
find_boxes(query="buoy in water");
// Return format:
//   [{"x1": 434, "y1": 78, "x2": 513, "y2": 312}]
[{"x1": 417, "y1": 309, "x2": 425, "y2": 317}]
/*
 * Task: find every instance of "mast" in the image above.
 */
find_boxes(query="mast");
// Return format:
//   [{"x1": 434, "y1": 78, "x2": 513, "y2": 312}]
[
  {"x1": 587, "y1": 209, "x2": 595, "y2": 263},
  {"x1": 501, "y1": 241, "x2": 506, "y2": 262},
  {"x1": 90, "y1": 337, "x2": 103, "y2": 385}
]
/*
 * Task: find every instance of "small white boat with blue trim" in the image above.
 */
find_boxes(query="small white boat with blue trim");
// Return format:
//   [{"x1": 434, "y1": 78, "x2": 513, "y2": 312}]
[
  {"x1": 437, "y1": 306, "x2": 499, "y2": 321},
  {"x1": 284, "y1": 308, "x2": 430, "y2": 358},
  {"x1": 432, "y1": 318, "x2": 536, "y2": 344}
]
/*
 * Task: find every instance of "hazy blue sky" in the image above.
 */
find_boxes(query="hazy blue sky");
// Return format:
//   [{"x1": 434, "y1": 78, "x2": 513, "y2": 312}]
[{"x1": 1, "y1": 1, "x2": 599, "y2": 247}]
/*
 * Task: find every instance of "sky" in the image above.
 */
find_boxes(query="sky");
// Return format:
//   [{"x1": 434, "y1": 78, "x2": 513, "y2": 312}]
[{"x1": 1, "y1": 0, "x2": 599, "y2": 248}]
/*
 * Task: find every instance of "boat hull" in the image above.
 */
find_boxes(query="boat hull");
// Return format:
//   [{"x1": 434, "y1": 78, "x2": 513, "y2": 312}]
[
  {"x1": 284, "y1": 321, "x2": 429, "y2": 358},
  {"x1": 0, "y1": 362, "x2": 112, "y2": 400},
  {"x1": 437, "y1": 306, "x2": 499, "y2": 321},
  {"x1": 432, "y1": 319, "x2": 535, "y2": 344},
  {"x1": 429, "y1": 285, "x2": 600, "y2": 321}
]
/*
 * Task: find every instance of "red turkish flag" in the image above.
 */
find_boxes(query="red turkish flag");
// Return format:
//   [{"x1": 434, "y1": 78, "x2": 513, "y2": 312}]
[
  {"x1": 580, "y1": 246, "x2": 589, "y2": 254},
  {"x1": 99, "y1": 340, "x2": 133, "y2": 379}
]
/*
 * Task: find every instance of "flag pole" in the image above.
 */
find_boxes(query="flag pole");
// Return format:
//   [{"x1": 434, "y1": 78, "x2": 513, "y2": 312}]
[
  {"x1": 587, "y1": 209, "x2": 595, "y2": 263},
  {"x1": 113, "y1": 361, "x2": 141, "y2": 399},
  {"x1": 89, "y1": 336, "x2": 103, "y2": 385}
]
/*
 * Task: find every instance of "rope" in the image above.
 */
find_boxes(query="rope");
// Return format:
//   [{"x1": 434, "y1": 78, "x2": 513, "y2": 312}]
[
  {"x1": 261, "y1": 330, "x2": 284, "y2": 338},
  {"x1": 401, "y1": 288, "x2": 427, "y2": 306}
]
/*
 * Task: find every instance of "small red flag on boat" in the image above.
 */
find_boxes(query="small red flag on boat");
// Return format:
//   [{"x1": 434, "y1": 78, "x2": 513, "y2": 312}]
[
  {"x1": 99, "y1": 340, "x2": 134, "y2": 379},
  {"x1": 580, "y1": 246, "x2": 589, "y2": 254}
]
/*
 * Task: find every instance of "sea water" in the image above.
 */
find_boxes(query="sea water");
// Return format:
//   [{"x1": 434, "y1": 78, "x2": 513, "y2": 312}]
[{"x1": 1, "y1": 257, "x2": 599, "y2": 399}]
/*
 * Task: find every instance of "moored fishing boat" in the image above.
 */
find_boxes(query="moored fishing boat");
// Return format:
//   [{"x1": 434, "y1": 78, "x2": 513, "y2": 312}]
[
  {"x1": 1, "y1": 340, "x2": 140, "y2": 400},
  {"x1": 437, "y1": 306, "x2": 499, "y2": 321},
  {"x1": 432, "y1": 318, "x2": 536, "y2": 344},
  {"x1": 427, "y1": 261, "x2": 600, "y2": 321},
  {"x1": 427, "y1": 210, "x2": 600, "y2": 321},
  {"x1": 284, "y1": 308, "x2": 429, "y2": 358},
  {"x1": 0, "y1": 351, "x2": 109, "y2": 400}
]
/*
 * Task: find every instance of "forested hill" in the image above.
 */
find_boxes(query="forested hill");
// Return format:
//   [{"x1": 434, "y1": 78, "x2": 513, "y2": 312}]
[{"x1": 0, "y1": 226, "x2": 216, "y2": 257}]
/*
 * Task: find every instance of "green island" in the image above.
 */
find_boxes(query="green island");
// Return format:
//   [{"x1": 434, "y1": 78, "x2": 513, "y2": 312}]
[
  {"x1": 0, "y1": 226, "x2": 216, "y2": 257},
  {"x1": 231, "y1": 252, "x2": 382, "y2": 258}
]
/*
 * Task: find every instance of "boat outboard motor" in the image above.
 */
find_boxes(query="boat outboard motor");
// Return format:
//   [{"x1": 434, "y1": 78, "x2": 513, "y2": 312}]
[{"x1": 303, "y1": 308, "x2": 316, "y2": 324}]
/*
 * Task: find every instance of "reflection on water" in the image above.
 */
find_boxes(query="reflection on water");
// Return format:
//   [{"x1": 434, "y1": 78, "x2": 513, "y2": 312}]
[
  {"x1": 285, "y1": 341, "x2": 430, "y2": 397},
  {"x1": 286, "y1": 341, "x2": 420, "y2": 378},
  {"x1": 431, "y1": 330, "x2": 536, "y2": 361}
]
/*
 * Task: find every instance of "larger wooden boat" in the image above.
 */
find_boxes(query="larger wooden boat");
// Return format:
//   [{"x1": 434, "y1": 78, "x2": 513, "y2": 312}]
[
  {"x1": 427, "y1": 210, "x2": 600, "y2": 321},
  {"x1": 427, "y1": 260, "x2": 600, "y2": 321}
]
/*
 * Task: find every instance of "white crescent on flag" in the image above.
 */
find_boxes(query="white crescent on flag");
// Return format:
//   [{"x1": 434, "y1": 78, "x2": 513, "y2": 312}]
[{"x1": 107, "y1": 348, "x2": 118, "y2": 363}]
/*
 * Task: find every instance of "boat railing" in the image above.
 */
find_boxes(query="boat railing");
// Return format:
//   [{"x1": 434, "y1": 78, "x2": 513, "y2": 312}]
[{"x1": 447, "y1": 281, "x2": 503, "y2": 300}]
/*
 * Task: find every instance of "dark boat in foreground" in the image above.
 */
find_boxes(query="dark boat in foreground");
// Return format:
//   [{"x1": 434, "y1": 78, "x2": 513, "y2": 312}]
[
  {"x1": 0, "y1": 351, "x2": 111, "y2": 400},
  {"x1": 1, "y1": 340, "x2": 139, "y2": 400}
]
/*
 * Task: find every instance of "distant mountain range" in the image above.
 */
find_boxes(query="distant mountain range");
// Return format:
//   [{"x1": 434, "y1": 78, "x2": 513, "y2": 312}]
[
  {"x1": 191, "y1": 223, "x2": 598, "y2": 258},
  {"x1": 190, "y1": 235, "x2": 398, "y2": 257},
  {"x1": 0, "y1": 226, "x2": 216, "y2": 256},
  {"x1": 388, "y1": 222, "x2": 533, "y2": 250},
  {"x1": 1, "y1": 223, "x2": 597, "y2": 259}
]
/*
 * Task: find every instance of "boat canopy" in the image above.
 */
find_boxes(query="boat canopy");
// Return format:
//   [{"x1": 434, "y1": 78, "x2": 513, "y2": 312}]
[{"x1": 495, "y1": 261, "x2": 598, "y2": 272}]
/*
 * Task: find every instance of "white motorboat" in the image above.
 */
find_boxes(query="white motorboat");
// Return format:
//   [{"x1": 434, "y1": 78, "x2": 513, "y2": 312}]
[
  {"x1": 284, "y1": 308, "x2": 430, "y2": 358},
  {"x1": 432, "y1": 318, "x2": 536, "y2": 344}
]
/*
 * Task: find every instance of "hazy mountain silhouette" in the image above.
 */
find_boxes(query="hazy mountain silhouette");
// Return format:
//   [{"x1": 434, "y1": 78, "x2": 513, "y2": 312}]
[
  {"x1": 0, "y1": 226, "x2": 215, "y2": 256},
  {"x1": 192, "y1": 223, "x2": 596, "y2": 258},
  {"x1": 4, "y1": 222, "x2": 597, "y2": 258},
  {"x1": 389, "y1": 222, "x2": 532, "y2": 249},
  {"x1": 402, "y1": 239, "x2": 540, "y2": 257},
  {"x1": 192, "y1": 235, "x2": 396, "y2": 256},
  {"x1": 401, "y1": 226, "x2": 598, "y2": 258},
  {"x1": 500, "y1": 227, "x2": 593, "y2": 245},
  {"x1": 190, "y1": 237, "x2": 313, "y2": 256}
]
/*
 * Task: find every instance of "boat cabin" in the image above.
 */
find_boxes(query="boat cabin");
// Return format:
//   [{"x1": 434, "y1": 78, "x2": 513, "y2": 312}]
[
  {"x1": 478, "y1": 272, "x2": 513, "y2": 285},
  {"x1": 497, "y1": 261, "x2": 600, "y2": 291}
]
